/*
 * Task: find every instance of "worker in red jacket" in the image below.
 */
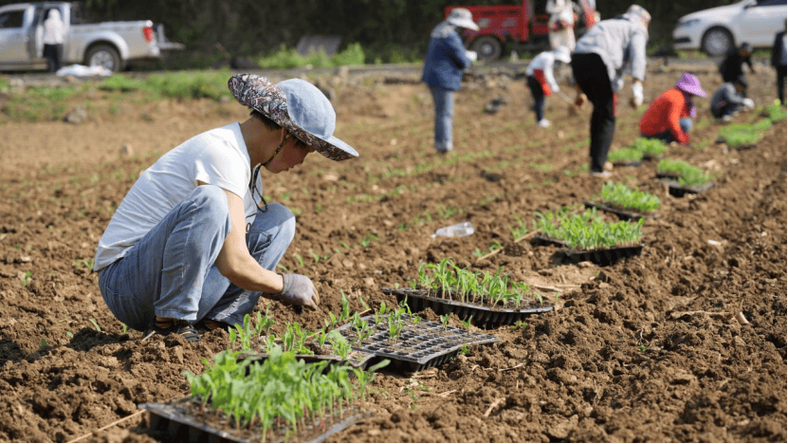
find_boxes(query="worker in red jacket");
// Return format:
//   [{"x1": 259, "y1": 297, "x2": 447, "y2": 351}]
[{"x1": 639, "y1": 72, "x2": 706, "y2": 145}]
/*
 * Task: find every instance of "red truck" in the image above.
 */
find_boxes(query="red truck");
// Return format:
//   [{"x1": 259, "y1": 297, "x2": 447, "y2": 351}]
[{"x1": 445, "y1": 0, "x2": 597, "y2": 60}]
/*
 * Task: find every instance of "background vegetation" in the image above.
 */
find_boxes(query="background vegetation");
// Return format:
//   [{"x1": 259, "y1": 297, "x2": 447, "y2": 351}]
[{"x1": 0, "y1": 0, "x2": 742, "y2": 67}]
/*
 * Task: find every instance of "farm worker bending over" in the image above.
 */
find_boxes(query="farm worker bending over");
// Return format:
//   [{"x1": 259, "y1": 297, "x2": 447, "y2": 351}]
[
  {"x1": 719, "y1": 42, "x2": 755, "y2": 97},
  {"x1": 93, "y1": 74, "x2": 358, "y2": 342},
  {"x1": 525, "y1": 46, "x2": 572, "y2": 128},
  {"x1": 546, "y1": 0, "x2": 576, "y2": 51},
  {"x1": 571, "y1": 4, "x2": 650, "y2": 178},
  {"x1": 710, "y1": 78, "x2": 754, "y2": 122},
  {"x1": 640, "y1": 72, "x2": 706, "y2": 146},
  {"x1": 422, "y1": 7, "x2": 478, "y2": 154}
]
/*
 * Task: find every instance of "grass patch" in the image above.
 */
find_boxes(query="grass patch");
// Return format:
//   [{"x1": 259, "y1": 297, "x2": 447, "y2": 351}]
[{"x1": 254, "y1": 43, "x2": 366, "y2": 69}]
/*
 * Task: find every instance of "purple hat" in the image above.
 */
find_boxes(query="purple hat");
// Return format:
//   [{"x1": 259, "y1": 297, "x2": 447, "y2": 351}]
[
  {"x1": 675, "y1": 72, "x2": 706, "y2": 97},
  {"x1": 228, "y1": 73, "x2": 358, "y2": 161}
]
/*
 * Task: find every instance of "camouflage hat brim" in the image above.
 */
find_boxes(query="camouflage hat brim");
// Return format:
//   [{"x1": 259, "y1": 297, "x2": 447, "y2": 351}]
[{"x1": 228, "y1": 74, "x2": 357, "y2": 161}]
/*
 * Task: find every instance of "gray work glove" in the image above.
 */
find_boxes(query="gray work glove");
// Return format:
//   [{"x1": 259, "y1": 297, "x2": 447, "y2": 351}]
[{"x1": 270, "y1": 273, "x2": 319, "y2": 311}]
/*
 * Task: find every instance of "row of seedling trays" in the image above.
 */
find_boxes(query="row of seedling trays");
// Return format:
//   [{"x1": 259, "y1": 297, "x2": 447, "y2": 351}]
[{"x1": 139, "y1": 111, "x2": 788, "y2": 442}]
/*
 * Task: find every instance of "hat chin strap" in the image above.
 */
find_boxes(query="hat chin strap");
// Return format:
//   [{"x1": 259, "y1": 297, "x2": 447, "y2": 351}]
[{"x1": 262, "y1": 131, "x2": 288, "y2": 168}]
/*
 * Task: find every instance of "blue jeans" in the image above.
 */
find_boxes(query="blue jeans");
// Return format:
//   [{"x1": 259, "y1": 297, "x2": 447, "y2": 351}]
[
  {"x1": 644, "y1": 117, "x2": 693, "y2": 143},
  {"x1": 98, "y1": 186, "x2": 295, "y2": 331},
  {"x1": 429, "y1": 86, "x2": 455, "y2": 152}
]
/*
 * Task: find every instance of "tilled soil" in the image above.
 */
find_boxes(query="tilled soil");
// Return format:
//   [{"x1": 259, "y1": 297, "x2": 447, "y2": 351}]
[{"x1": 0, "y1": 61, "x2": 785, "y2": 443}]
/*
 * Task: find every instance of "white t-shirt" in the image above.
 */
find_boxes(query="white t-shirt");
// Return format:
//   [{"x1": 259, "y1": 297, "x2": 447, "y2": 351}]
[
  {"x1": 525, "y1": 51, "x2": 560, "y2": 93},
  {"x1": 94, "y1": 122, "x2": 261, "y2": 271}
]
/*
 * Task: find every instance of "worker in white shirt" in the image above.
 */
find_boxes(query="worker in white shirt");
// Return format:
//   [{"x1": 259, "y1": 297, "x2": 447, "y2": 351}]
[{"x1": 525, "y1": 46, "x2": 572, "y2": 128}]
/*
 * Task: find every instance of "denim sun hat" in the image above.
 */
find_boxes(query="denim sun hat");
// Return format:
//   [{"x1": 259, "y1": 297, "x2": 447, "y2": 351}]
[
  {"x1": 675, "y1": 72, "x2": 706, "y2": 97},
  {"x1": 228, "y1": 73, "x2": 358, "y2": 161},
  {"x1": 447, "y1": 8, "x2": 479, "y2": 31}
]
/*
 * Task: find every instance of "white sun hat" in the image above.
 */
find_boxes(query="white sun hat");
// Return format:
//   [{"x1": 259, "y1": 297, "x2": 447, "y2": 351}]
[{"x1": 447, "y1": 8, "x2": 479, "y2": 31}]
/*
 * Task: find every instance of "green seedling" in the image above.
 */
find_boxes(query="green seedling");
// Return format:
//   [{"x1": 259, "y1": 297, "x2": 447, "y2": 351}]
[
  {"x1": 509, "y1": 320, "x2": 528, "y2": 331},
  {"x1": 657, "y1": 159, "x2": 714, "y2": 187},
  {"x1": 532, "y1": 208, "x2": 645, "y2": 250},
  {"x1": 39, "y1": 338, "x2": 49, "y2": 350},
  {"x1": 323, "y1": 312, "x2": 339, "y2": 331},
  {"x1": 340, "y1": 292, "x2": 351, "y2": 322},
  {"x1": 256, "y1": 308, "x2": 276, "y2": 336},
  {"x1": 20, "y1": 271, "x2": 32, "y2": 287},
  {"x1": 294, "y1": 254, "x2": 305, "y2": 267},
  {"x1": 66, "y1": 331, "x2": 74, "y2": 339},
  {"x1": 594, "y1": 181, "x2": 660, "y2": 212},
  {"x1": 633, "y1": 137, "x2": 667, "y2": 158},
  {"x1": 439, "y1": 314, "x2": 450, "y2": 330},
  {"x1": 607, "y1": 147, "x2": 643, "y2": 163},
  {"x1": 416, "y1": 258, "x2": 541, "y2": 309},
  {"x1": 89, "y1": 318, "x2": 101, "y2": 332}
]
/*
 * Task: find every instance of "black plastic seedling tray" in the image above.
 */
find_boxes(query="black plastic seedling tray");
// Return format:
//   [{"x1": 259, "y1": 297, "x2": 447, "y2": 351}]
[
  {"x1": 529, "y1": 234, "x2": 568, "y2": 248},
  {"x1": 611, "y1": 159, "x2": 643, "y2": 167},
  {"x1": 583, "y1": 200, "x2": 657, "y2": 221},
  {"x1": 140, "y1": 397, "x2": 367, "y2": 443},
  {"x1": 550, "y1": 243, "x2": 644, "y2": 266},
  {"x1": 336, "y1": 314, "x2": 498, "y2": 372},
  {"x1": 238, "y1": 349, "x2": 375, "y2": 370},
  {"x1": 382, "y1": 288, "x2": 552, "y2": 328},
  {"x1": 531, "y1": 235, "x2": 643, "y2": 266},
  {"x1": 660, "y1": 180, "x2": 715, "y2": 198},
  {"x1": 655, "y1": 172, "x2": 681, "y2": 181}
]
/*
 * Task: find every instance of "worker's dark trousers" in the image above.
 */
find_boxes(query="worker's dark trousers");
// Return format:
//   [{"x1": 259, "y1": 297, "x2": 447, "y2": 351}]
[
  {"x1": 571, "y1": 53, "x2": 616, "y2": 173},
  {"x1": 526, "y1": 76, "x2": 546, "y2": 121},
  {"x1": 777, "y1": 65, "x2": 786, "y2": 105}
]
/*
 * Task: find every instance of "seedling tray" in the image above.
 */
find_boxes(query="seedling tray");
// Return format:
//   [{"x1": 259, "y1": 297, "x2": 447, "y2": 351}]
[
  {"x1": 529, "y1": 234, "x2": 568, "y2": 248},
  {"x1": 655, "y1": 172, "x2": 681, "y2": 181},
  {"x1": 611, "y1": 159, "x2": 643, "y2": 167},
  {"x1": 583, "y1": 200, "x2": 657, "y2": 221},
  {"x1": 660, "y1": 180, "x2": 715, "y2": 198},
  {"x1": 336, "y1": 314, "x2": 498, "y2": 372},
  {"x1": 531, "y1": 235, "x2": 643, "y2": 266},
  {"x1": 641, "y1": 153, "x2": 663, "y2": 162},
  {"x1": 238, "y1": 350, "x2": 374, "y2": 370},
  {"x1": 551, "y1": 244, "x2": 643, "y2": 266},
  {"x1": 140, "y1": 397, "x2": 367, "y2": 443},
  {"x1": 382, "y1": 287, "x2": 552, "y2": 328},
  {"x1": 716, "y1": 135, "x2": 757, "y2": 150}
]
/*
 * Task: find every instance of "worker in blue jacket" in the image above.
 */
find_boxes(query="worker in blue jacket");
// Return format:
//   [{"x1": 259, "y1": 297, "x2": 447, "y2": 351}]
[{"x1": 422, "y1": 8, "x2": 479, "y2": 154}]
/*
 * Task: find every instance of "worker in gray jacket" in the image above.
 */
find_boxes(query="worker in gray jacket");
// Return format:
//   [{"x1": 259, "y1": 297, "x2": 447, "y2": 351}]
[
  {"x1": 570, "y1": 4, "x2": 650, "y2": 177},
  {"x1": 710, "y1": 79, "x2": 754, "y2": 122}
]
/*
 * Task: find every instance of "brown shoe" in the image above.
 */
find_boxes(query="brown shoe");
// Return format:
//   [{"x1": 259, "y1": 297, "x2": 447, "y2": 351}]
[{"x1": 142, "y1": 317, "x2": 200, "y2": 343}]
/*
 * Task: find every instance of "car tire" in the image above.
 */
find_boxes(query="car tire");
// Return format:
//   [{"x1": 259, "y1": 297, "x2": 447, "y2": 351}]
[
  {"x1": 85, "y1": 44, "x2": 122, "y2": 73},
  {"x1": 471, "y1": 36, "x2": 502, "y2": 61},
  {"x1": 701, "y1": 27, "x2": 733, "y2": 57}
]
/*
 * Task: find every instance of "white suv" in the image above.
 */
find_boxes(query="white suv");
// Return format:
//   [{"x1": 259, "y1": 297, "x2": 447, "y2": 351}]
[{"x1": 673, "y1": 0, "x2": 787, "y2": 56}]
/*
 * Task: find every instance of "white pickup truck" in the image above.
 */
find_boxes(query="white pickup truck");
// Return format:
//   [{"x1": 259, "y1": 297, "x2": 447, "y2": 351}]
[{"x1": 0, "y1": 1, "x2": 183, "y2": 73}]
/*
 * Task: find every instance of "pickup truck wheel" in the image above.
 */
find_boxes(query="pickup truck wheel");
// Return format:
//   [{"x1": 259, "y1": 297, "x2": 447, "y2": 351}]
[
  {"x1": 85, "y1": 44, "x2": 122, "y2": 73},
  {"x1": 471, "y1": 36, "x2": 502, "y2": 61},
  {"x1": 701, "y1": 27, "x2": 733, "y2": 57}
]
